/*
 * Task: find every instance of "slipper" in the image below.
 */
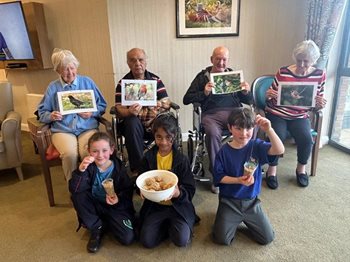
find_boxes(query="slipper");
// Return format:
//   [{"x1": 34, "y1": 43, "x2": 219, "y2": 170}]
[
  {"x1": 266, "y1": 173, "x2": 278, "y2": 189},
  {"x1": 296, "y1": 170, "x2": 309, "y2": 187}
]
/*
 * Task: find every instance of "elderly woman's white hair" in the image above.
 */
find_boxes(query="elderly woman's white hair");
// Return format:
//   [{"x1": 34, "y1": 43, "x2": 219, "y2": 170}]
[
  {"x1": 51, "y1": 48, "x2": 80, "y2": 72},
  {"x1": 292, "y1": 40, "x2": 321, "y2": 65}
]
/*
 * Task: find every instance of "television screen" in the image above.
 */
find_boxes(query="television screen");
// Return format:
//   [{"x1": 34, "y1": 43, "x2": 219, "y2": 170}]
[{"x1": 0, "y1": 1, "x2": 34, "y2": 61}]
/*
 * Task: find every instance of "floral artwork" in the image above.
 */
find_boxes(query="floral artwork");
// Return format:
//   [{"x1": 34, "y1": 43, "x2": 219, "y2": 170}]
[{"x1": 176, "y1": 0, "x2": 240, "y2": 38}]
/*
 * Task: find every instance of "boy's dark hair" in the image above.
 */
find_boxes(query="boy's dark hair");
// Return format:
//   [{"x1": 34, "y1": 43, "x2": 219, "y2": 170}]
[
  {"x1": 227, "y1": 107, "x2": 255, "y2": 129},
  {"x1": 152, "y1": 112, "x2": 178, "y2": 138},
  {"x1": 88, "y1": 132, "x2": 115, "y2": 149}
]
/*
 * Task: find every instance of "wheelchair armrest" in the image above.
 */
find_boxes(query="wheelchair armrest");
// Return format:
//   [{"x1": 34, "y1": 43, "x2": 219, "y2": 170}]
[
  {"x1": 110, "y1": 106, "x2": 125, "y2": 118},
  {"x1": 192, "y1": 103, "x2": 202, "y2": 117},
  {"x1": 193, "y1": 102, "x2": 201, "y2": 113},
  {"x1": 109, "y1": 106, "x2": 116, "y2": 115},
  {"x1": 170, "y1": 102, "x2": 180, "y2": 110},
  {"x1": 191, "y1": 103, "x2": 202, "y2": 132}
]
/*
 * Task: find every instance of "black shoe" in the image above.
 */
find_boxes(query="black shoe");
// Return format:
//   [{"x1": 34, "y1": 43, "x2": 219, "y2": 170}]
[
  {"x1": 266, "y1": 173, "x2": 278, "y2": 189},
  {"x1": 87, "y1": 226, "x2": 103, "y2": 253},
  {"x1": 296, "y1": 170, "x2": 309, "y2": 187},
  {"x1": 194, "y1": 213, "x2": 201, "y2": 225}
]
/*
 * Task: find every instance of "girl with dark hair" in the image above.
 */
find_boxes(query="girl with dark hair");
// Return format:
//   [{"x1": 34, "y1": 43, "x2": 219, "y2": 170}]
[{"x1": 138, "y1": 113, "x2": 197, "y2": 248}]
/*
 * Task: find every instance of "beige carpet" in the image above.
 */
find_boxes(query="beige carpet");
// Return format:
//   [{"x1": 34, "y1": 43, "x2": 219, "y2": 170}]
[{"x1": 0, "y1": 132, "x2": 349, "y2": 262}]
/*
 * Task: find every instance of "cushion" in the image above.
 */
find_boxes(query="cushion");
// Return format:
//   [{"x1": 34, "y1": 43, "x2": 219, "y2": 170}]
[{"x1": 45, "y1": 144, "x2": 60, "y2": 161}]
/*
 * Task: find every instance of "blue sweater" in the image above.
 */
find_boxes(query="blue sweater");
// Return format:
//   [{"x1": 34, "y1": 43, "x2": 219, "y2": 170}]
[
  {"x1": 37, "y1": 75, "x2": 106, "y2": 136},
  {"x1": 214, "y1": 139, "x2": 274, "y2": 199}
]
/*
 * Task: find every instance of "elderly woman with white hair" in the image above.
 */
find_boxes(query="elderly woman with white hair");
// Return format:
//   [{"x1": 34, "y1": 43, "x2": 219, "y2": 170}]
[
  {"x1": 264, "y1": 40, "x2": 327, "y2": 189},
  {"x1": 37, "y1": 48, "x2": 107, "y2": 182}
]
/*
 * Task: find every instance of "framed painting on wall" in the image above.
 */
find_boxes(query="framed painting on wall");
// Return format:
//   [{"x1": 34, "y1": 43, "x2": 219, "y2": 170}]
[{"x1": 176, "y1": 0, "x2": 241, "y2": 38}]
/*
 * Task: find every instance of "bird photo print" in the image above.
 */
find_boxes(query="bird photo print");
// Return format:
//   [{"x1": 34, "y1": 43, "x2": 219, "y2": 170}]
[
  {"x1": 121, "y1": 79, "x2": 157, "y2": 106},
  {"x1": 57, "y1": 90, "x2": 97, "y2": 115},
  {"x1": 277, "y1": 82, "x2": 318, "y2": 108},
  {"x1": 210, "y1": 70, "x2": 243, "y2": 94}
]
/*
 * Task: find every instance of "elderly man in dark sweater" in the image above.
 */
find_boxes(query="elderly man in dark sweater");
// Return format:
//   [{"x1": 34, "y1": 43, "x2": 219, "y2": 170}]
[{"x1": 183, "y1": 46, "x2": 252, "y2": 194}]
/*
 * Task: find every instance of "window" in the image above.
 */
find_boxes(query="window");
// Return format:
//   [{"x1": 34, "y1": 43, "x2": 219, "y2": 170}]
[{"x1": 329, "y1": 3, "x2": 350, "y2": 152}]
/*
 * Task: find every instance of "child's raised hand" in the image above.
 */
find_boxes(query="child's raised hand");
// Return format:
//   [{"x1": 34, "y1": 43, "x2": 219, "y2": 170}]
[
  {"x1": 255, "y1": 114, "x2": 272, "y2": 133},
  {"x1": 239, "y1": 174, "x2": 255, "y2": 186},
  {"x1": 78, "y1": 156, "x2": 95, "y2": 172},
  {"x1": 106, "y1": 194, "x2": 119, "y2": 205}
]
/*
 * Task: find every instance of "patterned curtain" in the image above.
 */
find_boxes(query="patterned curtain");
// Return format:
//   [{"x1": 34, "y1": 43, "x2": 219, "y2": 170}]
[{"x1": 306, "y1": 0, "x2": 347, "y2": 69}]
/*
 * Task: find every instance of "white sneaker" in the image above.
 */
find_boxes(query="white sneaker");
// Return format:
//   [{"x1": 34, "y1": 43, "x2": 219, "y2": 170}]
[{"x1": 211, "y1": 184, "x2": 219, "y2": 194}]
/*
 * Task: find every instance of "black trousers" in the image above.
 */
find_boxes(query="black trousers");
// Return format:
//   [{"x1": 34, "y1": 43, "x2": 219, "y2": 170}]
[
  {"x1": 120, "y1": 116, "x2": 152, "y2": 172},
  {"x1": 71, "y1": 191, "x2": 135, "y2": 245},
  {"x1": 140, "y1": 205, "x2": 191, "y2": 248}
]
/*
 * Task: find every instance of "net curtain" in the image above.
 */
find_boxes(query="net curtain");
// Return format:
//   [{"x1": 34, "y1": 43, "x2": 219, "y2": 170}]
[{"x1": 306, "y1": 0, "x2": 347, "y2": 69}]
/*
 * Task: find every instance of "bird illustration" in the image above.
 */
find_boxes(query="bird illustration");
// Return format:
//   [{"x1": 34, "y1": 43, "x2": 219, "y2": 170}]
[
  {"x1": 290, "y1": 90, "x2": 304, "y2": 99},
  {"x1": 138, "y1": 84, "x2": 148, "y2": 100},
  {"x1": 68, "y1": 95, "x2": 84, "y2": 108}
]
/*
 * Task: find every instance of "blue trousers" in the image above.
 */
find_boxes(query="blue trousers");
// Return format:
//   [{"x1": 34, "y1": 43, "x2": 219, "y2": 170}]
[
  {"x1": 71, "y1": 191, "x2": 135, "y2": 245},
  {"x1": 266, "y1": 113, "x2": 313, "y2": 166},
  {"x1": 140, "y1": 205, "x2": 192, "y2": 248}
]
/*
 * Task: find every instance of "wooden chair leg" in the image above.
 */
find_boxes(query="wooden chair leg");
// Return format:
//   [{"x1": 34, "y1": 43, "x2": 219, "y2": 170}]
[
  {"x1": 43, "y1": 163, "x2": 55, "y2": 206},
  {"x1": 15, "y1": 167, "x2": 24, "y2": 181},
  {"x1": 311, "y1": 143, "x2": 319, "y2": 176},
  {"x1": 310, "y1": 112, "x2": 323, "y2": 176},
  {"x1": 40, "y1": 153, "x2": 55, "y2": 206}
]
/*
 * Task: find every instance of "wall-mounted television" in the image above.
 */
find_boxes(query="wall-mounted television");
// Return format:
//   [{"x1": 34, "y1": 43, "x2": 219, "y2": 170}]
[
  {"x1": 0, "y1": 1, "x2": 51, "y2": 70},
  {"x1": 0, "y1": 1, "x2": 34, "y2": 62}
]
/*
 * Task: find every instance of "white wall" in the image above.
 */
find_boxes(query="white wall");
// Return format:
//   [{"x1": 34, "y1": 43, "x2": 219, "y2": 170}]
[
  {"x1": 107, "y1": 0, "x2": 308, "y2": 133},
  {"x1": 0, "y1": 0, "x2": 115, "y2": 130},
  {"x1": 1, "y1": 0, "x2": 341, "y2": 146}
]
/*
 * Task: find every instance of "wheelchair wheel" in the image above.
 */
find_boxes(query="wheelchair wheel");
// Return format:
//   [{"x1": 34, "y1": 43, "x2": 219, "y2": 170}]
[
  {"x1": 193, "y1": 162, "x2": 204, "y2": 176},
  {"x1": 187, "y1": 136, "x2": 194, "y2": 163}
]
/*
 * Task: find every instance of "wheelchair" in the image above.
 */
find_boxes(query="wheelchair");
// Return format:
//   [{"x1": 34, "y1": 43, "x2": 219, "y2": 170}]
[
  {"x1": 110, "y1": 101, "x2": 182, "y2": 168},
  {"x1": 187, "y1": 103, "x2": 232, "y2": 182}
]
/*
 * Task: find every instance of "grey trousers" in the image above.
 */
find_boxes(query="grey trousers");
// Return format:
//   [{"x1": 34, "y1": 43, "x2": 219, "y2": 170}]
[{"x1": 213, "y1": 197, "x2": 275, "y2": 245}]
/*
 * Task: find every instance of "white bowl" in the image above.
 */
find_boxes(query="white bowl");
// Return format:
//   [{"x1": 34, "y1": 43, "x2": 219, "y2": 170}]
[{"x1": 136, "y1": 170, "x2": 178, "y2": 202}]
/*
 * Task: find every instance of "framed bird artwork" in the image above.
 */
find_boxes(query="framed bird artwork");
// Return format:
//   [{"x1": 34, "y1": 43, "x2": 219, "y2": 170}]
[
  {"x1": 57, "y1": 90, "x2": 97, "y2": 115},
  {"x1": 121, "y1": 79, "x2": 157, "y2": 106},
  {"x1": 277, "y1": 82, "x2": 318, "y2": 108}
]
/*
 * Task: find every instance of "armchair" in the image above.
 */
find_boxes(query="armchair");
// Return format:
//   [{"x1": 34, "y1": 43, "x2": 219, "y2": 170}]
[
  {"x1": 27, "y1": 116, "x2": 112, "y2": 206},
  {"x1": 0, "y1": 81, "x2": 23, "y2": 181}
]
